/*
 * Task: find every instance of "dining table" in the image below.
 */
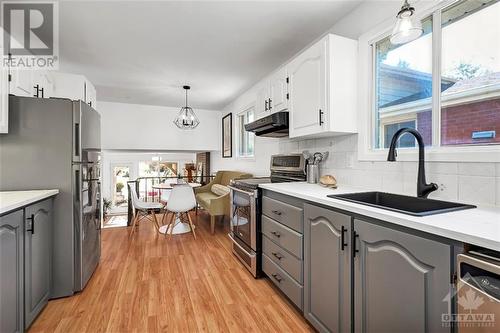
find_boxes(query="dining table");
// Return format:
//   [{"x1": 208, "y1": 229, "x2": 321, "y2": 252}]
[{"x1": 153, "y1": 182, "x2": 201, "y2": 235}]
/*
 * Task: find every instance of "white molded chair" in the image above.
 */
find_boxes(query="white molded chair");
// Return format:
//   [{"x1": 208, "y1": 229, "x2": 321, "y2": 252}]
[
  {"x1": 163, "y1": 184, "x2": 197, "y2": 239},
  {"x1": 129, "y1": 184, "x2": 163, "y2": 236}
]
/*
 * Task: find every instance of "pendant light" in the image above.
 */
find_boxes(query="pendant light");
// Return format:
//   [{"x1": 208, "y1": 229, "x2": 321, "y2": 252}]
[
  {"x1": 173, "y1": 85, "x2": 200, "y2": 130},
  {"x1": 390, "y1": 0, "x2": 423, "y2": 45}
]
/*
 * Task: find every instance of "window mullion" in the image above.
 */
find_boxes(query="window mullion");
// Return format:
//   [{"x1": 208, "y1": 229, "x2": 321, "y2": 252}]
[{"x1": 432, "y1": 9, "x2": 442, "y2": 148}]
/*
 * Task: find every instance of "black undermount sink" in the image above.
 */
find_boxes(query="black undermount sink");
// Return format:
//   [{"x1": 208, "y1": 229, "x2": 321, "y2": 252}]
[{"x1": 327, "y1": 191, "x2": 476, "y2": 216}]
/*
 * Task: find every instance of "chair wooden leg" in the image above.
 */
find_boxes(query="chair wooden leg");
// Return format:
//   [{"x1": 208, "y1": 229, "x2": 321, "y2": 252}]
[
  {"x1": 210, "y1": 215, "x2": 215, "y2": 234},
  {"x1": 160, "y1": 210, "x2": 168, "y2": 226},
  {"x1": 164, "y1": 212, "x2": 174, "y2": 238},
  {"x1": 187, "y1": 212, "x2": 196, "y2": 240}
]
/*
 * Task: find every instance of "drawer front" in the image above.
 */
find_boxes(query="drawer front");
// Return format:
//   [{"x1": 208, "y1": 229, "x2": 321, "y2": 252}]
[
  {"x1": 263, "y1": 254, "x2": 303, "y2": 310},
  {"x1": 262, "y1": 196, "x2": 303, "y2": 232},
  {"x1": 262, "y1": 215, "x2": 303, "y2": 259},
  {"x1": 262, "y1": 235, "x2": 302, "y2": 283}
]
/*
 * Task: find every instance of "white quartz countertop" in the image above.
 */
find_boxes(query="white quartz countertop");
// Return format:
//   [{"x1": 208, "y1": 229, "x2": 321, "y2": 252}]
[
  {"x1": 259, "y1": 182, "x2": 500, "y2": 251},
  {"x1": 0, "y1": 190, "x2": 59, "y2": 215}
]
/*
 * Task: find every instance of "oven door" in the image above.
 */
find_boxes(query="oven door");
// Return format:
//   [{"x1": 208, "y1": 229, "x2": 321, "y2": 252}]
[{"x1": 229, "y1": 186, "x2": 257, "y2": 250}]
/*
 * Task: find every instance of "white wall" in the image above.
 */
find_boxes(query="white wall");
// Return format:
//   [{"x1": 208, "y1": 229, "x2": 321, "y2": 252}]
[
  {"x1": 210, "y1": 0, "x2": 500, "y2": 207},
  {"x1": 98, "y1": 101, "x2": 222, "y2": 151},
  {"x1": 100, "y1": 150, "x2": 197, "y2": 200}
]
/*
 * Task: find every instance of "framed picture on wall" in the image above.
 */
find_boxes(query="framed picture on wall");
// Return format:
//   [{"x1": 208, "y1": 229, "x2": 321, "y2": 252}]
[{"x1": 222, "y1": 113, "x2": 232, "y2": 158}]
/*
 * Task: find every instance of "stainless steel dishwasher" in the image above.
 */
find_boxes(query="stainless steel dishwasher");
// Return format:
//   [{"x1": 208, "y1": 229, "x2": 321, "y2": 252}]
[{"x1": 457, "y1": 250, "x2": 500, "y2": 332}]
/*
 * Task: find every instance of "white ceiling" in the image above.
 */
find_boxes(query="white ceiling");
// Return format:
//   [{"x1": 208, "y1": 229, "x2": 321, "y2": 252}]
[{"x1": 59, "y1": 0, "x2": 363, "y2": 110}]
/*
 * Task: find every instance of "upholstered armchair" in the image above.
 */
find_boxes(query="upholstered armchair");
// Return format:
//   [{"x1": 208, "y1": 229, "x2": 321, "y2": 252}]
[{"x1": 195, "y1": 170, "x2": 252, "y2": 234}]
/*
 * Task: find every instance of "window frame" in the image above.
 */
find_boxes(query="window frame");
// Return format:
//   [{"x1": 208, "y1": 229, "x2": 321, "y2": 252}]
[
  {"x1": 236, "y1": 105, "x2": 255, "y2": 160},
  {"x1": 358, "y1": 0, "x2": 500, "y2": 162}
]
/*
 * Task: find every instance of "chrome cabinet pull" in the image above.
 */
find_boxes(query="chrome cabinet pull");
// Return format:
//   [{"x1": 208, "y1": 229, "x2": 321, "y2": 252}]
[
  {"x1": 272, "y1": 252, "x2": 283, "y2": 260},
  {"x1": 271, "y1": 273, "x2": 282, "y2": 283},
  {"x1": 271, "y1": 210, "x2": 282, "y2": 216},
  {"x1": 270, "y1": 231, "x2": 281, "y2": 238}
]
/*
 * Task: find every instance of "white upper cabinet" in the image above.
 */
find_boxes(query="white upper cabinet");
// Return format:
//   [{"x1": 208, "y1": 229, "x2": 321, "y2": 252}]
[
  {"x1": 84, "y1": 79, "x2": 97, "y2": 108},
  {"x1": 9, "y1": 68, "x2": 34, "y2": 97},
  {"x1": 254, "y1": 67, "x2": 289, "y2": 120},
  {"x1": 0, "y1": 49, "x2": 8, "y2": 133},
  {"x1": 288, "y1": 34, "x2": 357, "y2": 138},
  {"x1": 269, "y1": 66, "x2": 288, "y2": 114},
  {"x1": 50, "y1": 72, "x2": 97, "y2": 108},
  {"x1": 255, "y1": 80, "x2": 270, "y2": 119},
  {"x1": 288, "y1": 38, "x2": 326, "y2": 138}
]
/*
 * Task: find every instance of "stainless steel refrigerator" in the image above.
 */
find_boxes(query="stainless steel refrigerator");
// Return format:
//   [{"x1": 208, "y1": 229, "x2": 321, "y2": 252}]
[{"x1": 0, "y1": 95, "x2": 101, "y2": 298}]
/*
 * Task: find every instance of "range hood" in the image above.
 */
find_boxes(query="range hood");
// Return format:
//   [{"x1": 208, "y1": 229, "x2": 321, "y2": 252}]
[{"x1": 244, "y1": 111, "x2": 289, "y2": 137}]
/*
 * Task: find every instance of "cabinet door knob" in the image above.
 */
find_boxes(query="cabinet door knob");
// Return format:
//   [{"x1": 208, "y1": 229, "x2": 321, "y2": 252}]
[
  {"x1": 270, "y1": 231, "x2": 281, "y2": 238},
  {"x1": 26, "y1": 214, "x2": 35, "y2": 234}
]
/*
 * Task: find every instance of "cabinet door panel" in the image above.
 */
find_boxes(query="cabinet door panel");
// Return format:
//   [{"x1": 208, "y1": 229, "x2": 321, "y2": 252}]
[
  {"x1": 304, "y1": 204, "x2": 351, "y2": 333},
  {"x1": 270, "y1": 67, "x2": 288, "y2": 113},
  {"x1": 354, "y1": 219, "x2": 451, "y2": 333},
  {"x1": 288, "y1": 38, "x2": 326, "y2": 137},
  {"x1": 1, "y1": 56, "x2": 8, "y2": 133},
  {"x1": 255, "y1": 82, "x2": 269, "y2": 119},
  {"x1": 24, "y1": 200, "x2": 52, "y2": 328},
  {"x1": 10, "y1": 69, "x2": 34, "y2": 97},
  {"x1": 0, "y1": 210, "x2": 24, "y2": 333}
]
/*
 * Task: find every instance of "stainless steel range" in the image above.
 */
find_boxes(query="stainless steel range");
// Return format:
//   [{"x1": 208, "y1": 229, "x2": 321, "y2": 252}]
[{"x1": 228, "y1": 154, "x2": 306, "y2": 277}]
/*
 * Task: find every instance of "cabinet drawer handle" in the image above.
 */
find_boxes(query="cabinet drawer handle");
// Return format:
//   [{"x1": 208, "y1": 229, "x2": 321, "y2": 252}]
[
  {"x1": 265, "y1": 99, "x2": 269, "y2": 111},
  {"x1": 271, "y1": 273, "x2": 282, "y2": 283},
  {"x1": 271, "y1": 210, "x2": 282, "y2": 216},
  {"x1": 268, "y1": 98, "x2": 272, "y2": 110},
  {"x1": 271, "y1": 252, "x2": 283, "y2": 260},
  {"x1": 270, "y1": 231, "x2": 281, "y2": 238},
  {"x1": 26, "y1": 214, "x2": 35, "y2": 234},
  {"x1": 341, "y1": 226, "x2": 348, "y2": 251}
]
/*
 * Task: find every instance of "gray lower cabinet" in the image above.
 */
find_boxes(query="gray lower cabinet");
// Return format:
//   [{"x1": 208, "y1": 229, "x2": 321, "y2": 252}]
[
  {"x1": 24, "y1": 200, "x2": 52, "y2": 328},
  {"x1": 353, "y1": 218, "x2": 451, "y2": 333},
  {"x1": 0, "y1": 210, "x2": 24, "y2": 333},
  {"x1": 304, "y1": 203, "x2": 352, "y2": 333}
]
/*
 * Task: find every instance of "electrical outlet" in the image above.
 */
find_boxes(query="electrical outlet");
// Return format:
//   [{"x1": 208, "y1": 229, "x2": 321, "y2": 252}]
[{"x1": 439, "y1": 183, "x2": 446, "y2": 192}]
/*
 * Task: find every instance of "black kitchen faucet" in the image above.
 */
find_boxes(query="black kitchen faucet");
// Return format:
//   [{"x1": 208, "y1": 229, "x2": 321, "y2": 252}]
[{"x1": 387, "y1": 128, "x2": 438, "y2": 198}]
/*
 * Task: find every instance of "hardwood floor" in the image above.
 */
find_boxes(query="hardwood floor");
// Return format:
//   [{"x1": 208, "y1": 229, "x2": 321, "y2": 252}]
[{"x1": 29, "y1": 211, "x2": 313, "y2": 333}]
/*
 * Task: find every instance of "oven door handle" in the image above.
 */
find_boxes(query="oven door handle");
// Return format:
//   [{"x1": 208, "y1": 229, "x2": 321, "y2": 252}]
[
  {"x1": 228, "y1": 185, "x2": 256, "y2": 197},
  {"x1": 228, "y1": 233, "x2": 256, "y2": 258}
]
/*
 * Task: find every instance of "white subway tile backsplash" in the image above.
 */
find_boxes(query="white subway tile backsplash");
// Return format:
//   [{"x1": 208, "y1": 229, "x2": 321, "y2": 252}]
[
  {"x1": 425, "y1": 162, "x2": 458, "y2": 175},
  {"x1": 458, "y1": 175, "x2": 496, "y2": 206},
  {"x1": 382, "y1": 172, "x2": 404, "y2": 193},
  {"x1": 496, "y1": 178, "x2": 500, "y2": 206},
  {"x1": 458, "y1": 163, "x2": 496, "y2": 177},
  {"x1": 427, "y1": 173, "x2": 459, "y2": 201},
  {"x1": 282, "y1": 135, "x2": 500, "y2": 206}
]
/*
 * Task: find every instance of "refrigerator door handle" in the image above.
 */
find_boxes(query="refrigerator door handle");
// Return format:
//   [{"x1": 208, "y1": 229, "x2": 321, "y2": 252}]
[{"x1": 75, "y1": 169, "x2": 80, "y2": 202}]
